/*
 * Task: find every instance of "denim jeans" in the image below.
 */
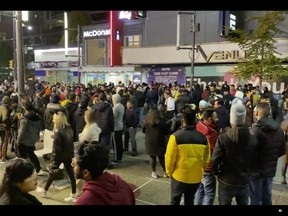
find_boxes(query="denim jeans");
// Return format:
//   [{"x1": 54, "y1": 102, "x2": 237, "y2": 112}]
[
  {"x1": 218, "y1": 179, "x2": 249, "y2": 205},
  {"x1": 194, "y1": 173, "x2": 216, "y2": 205},
  {"x1": 249, "y1": 176, "x2": 273, "y2": 205}
]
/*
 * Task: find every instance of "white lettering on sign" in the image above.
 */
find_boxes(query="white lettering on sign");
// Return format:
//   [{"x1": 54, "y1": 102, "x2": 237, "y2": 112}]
[
  {"x1": 40, "y1": 61, "x2": 58, "y2": 68},
  {"x1": 83, "y1": 29, "x2": 111, "y2": 38},
  {"x1": 198, "y1": 45, "x2": 246, "y2": 63},
  {"x1": 195, "y1": 77, "x2": 286, "y2": 94},
  {"x1": 119, "y1": 11, "x2": 132, "y2": 19}
]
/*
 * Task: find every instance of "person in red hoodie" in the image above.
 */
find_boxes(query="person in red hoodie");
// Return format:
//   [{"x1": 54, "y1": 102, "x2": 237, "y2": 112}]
[
  {"x1": 194, "y1": 108, "x2": 219, "y2": 205},
  {"x1": 72, "y1": 142, "x2": 135, "y2": 205}
]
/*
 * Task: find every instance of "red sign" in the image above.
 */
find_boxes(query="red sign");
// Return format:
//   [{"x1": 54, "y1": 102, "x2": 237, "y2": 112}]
[{"x1": 109, "y1": 11, "x2": 123, "y2": 66}]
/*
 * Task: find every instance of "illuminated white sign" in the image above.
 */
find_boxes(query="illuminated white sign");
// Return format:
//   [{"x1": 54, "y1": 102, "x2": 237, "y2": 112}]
[
  {"x1": 119, "y1": 11, "x2": 132, "y2": 19},
  {"x1": 230, "y1": 14, "x2": 236, "y2": 30},
  {"x1": 83, "y1": 29, "x2": 111, "y2": 38},
  {"x1": 115, "y1": 30, "x2": 120, "y2": 40}
]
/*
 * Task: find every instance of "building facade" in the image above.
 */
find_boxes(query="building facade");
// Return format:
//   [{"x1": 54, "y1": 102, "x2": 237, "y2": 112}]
[{"x1": 33, "y1": 11, "x2": 288, "y2": 92}]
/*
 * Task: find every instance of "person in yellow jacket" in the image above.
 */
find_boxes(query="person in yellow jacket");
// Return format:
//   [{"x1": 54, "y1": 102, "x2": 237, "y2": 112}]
[{"x1": 165, "y1": 104, "x2": 210, "y2": 205}]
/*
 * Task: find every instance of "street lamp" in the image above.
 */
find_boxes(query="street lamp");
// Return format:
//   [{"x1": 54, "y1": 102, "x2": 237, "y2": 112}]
[
  {"x1": 176, "y1": 11, "x2": 198, "y2": 93},
  {"x1": 190, "y1": 12, "x2": 196, "y2": 92},
  {"x1": 64, "y1": 11, "x2": 82, "y2": 84}
]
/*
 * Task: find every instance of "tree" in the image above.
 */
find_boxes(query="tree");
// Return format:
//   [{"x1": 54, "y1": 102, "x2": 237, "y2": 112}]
[
  {"x1": 60, "y1": 11, "x2": 92, "y2": 45},
  {"x1": 226, "y1": 11, "x2": 288, "y2": 88}
]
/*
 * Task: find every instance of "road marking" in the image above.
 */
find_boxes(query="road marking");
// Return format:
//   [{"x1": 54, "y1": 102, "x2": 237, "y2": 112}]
[{"x1": 133, "y1": 179, "x2": 154, "y2": 192}]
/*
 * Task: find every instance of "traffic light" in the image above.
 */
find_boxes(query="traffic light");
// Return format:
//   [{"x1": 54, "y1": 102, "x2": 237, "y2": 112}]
[
  {"x1": 8, "y1": 60, "x2": 13, "y2": 69},
  {"x1": 0, "y1": 33, "x2": 6, "y2": 40}
]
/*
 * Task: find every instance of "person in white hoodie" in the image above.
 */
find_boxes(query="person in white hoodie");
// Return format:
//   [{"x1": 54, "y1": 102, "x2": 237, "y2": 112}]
[
  {"x1": 78, "y1": 110, "x2": 102, "y2": 144},
  {"x1": 111, "y1": 94, "x2": 125, "y2": 163}
]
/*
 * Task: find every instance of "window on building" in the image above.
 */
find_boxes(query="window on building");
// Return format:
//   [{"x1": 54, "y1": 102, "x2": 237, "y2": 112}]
[{"x1": 124, "y1": 35, "x2": 141, "y2": 47}]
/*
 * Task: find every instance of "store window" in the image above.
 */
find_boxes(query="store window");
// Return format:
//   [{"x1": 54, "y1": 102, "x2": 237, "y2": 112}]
[
  {"x1": 124, "y1": 35, "x2": 141, "y2": 47},
  {"x1": 86, "y1": 38, "x2": 108, "y2": 66}
]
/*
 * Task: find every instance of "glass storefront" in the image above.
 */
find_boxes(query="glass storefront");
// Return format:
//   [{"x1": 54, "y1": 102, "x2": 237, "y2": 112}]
[
  {"x1": 84, "y1": 71, "x2": 142, "y2": 86},
  {"x1": 35, "y1": 70, "x2": 78, "y2": 85}
]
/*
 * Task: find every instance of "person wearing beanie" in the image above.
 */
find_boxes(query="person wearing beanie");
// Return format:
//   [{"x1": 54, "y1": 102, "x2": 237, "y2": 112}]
[
  {"x1": 234, "y1": 90, "x2": 244, "y2": 100},
  {"x1": 211, "y1": 99, "x2": 259, "y2": 205},
  {"x1": 230, "y1": 99, "x2": 246, "y2": 125}
]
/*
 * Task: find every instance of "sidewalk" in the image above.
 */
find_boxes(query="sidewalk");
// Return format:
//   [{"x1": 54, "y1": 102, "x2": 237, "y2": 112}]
[{"x1": 2, "y1": 128, "x2": 288, "y2": 205}]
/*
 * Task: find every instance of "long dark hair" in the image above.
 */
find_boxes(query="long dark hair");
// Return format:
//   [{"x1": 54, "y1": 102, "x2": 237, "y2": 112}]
[
  {"x1": 144, "y1": 107, "x2": 161, "y2": 127},
  {"x1": 0, "y1": 158, "x2": 35, "y2": 203}
]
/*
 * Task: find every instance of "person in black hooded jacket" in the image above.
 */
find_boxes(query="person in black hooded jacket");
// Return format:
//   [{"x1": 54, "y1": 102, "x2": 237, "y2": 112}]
[
  {"x1": 91, "y1": 92, "x2": 114, "y2": 148},
  {"x1": 212, "y1": 98, "x2": 259, "y2": 205},
  {"x1": 17, "y1": 100, "x2": 43, "y2": 175},
  {"x1": 72, "y1": 93, "x2": 90, "y2": 142},
  {"x1": 249, "y1": 102, "x2": 285, "y2": 205}
]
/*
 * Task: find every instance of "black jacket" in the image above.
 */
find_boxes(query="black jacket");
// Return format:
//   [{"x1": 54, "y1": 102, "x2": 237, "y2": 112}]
[
  {"x1": 0, "y1": 190, "x2": 42, "y2": 205},
  {"x1": 17, "y1": 112, "x2": 41, "y2": 147},
  {"x1": 52, "y1": 126, "x2": 74, "y2": 162},
  {"x1": 250, "y1": 117, "x2": 285, "y2": 177},
  {"x1": 212, "y1": 126, "x2": 259, "y2": 185},
  {"x1": 92, "y1": 101, "x2": 114, "y2": 134},
  {"x1": 44, "y1": 103, "x2": 66, "y2": 131}
]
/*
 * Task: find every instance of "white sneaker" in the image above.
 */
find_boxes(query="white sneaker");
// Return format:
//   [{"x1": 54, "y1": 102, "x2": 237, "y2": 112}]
[
  {"x1": 36, "y1": 186, "x2": 48, "y2": 198},
  {"x1": 37, "y1": 169, "x2": 45, "y2": 176},
  {"x1": 163, "y1": 173, "x2": 168, "y2": 178},
  {"x1": 151, "y1": 172, "x2": 158, "y2": 179},
  {"x1": 64, "y1": 193, "x2": 78, "y2": 203}
]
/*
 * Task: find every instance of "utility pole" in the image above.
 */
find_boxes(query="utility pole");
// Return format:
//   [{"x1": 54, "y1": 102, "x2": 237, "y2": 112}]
[
  {"x1": 190, "y1": 12, "x2": 196, "y2": 93},
  {"x1": 64, "y1": 12, "x2": 82, "y2": 84},
  {"x1": 77, "y1": 24, "x2": 81, "y2": 84},
  {"x1": 176, "y1": 11, "x2": 198, "y2": 93},
  {"x1": 12, "y1": 11, "x2": 17, "y2": 89},
  {"x1": 16, "y1": 11, "x2": 25, "y2": 97}
]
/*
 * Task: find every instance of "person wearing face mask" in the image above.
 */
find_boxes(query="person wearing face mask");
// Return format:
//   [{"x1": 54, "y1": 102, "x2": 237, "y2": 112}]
[{"x1": 194, "y1": 108, "x2": 219, "y2": 205}]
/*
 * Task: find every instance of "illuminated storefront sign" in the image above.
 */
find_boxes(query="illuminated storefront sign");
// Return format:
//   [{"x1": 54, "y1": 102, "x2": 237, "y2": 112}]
[
  {"x1": 115, "y1": 30, "x2": 120, "y2": 40},
  {"x1": 119, "y1": 11, "x2": 146, "y2": 19},
  {"x1": 83, "y1": 29, "x2": 111, "y2": 38},
  {"x1": 119, "y1": 11, "x2": 132, "y2": 19}
]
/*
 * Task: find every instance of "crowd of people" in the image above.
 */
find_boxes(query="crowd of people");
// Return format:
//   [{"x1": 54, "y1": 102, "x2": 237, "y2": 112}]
[{"x1": 0, "y1": 77, "x2": 286, "y2": 205}]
